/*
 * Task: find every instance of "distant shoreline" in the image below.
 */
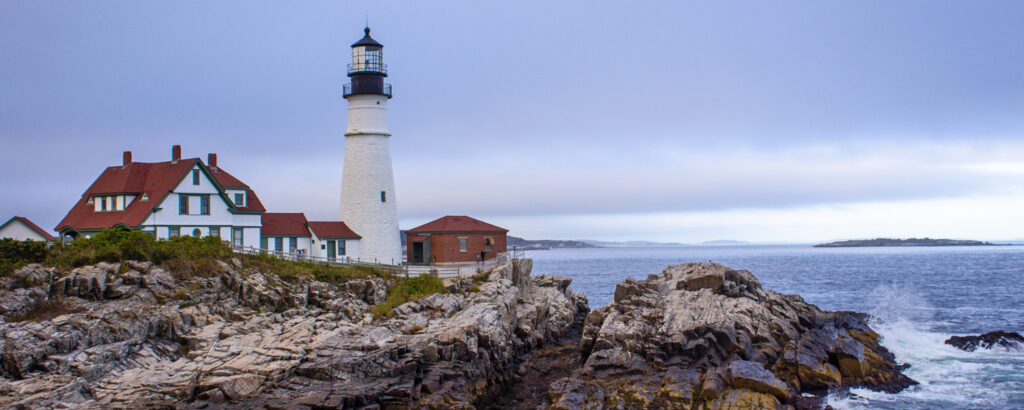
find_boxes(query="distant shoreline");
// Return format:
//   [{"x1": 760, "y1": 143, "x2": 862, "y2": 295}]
[{"x1": 814, "y1": 238, "x2": 1002, "y2": 248}]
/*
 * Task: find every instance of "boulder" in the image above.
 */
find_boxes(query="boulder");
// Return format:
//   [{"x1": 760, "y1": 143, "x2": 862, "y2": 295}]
[
  {"x1": 945, "y1": 331, "x2": 1024, "y2": 352},
  {"x1": 556, "y1": 262, "x2": 915, "y2": 408}
]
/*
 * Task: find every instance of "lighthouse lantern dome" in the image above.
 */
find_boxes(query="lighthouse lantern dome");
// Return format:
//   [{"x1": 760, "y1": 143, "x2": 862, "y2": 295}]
[{"x1": 350, "y1": 27, "x2": 386, "y2": 75}]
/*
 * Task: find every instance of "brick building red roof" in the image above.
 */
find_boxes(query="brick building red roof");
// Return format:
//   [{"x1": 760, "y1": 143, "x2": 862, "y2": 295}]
[
  {"x1": 261, "y1": 213, "x2": 311, "y2": 236},
  {"x1": 308, "y1": 221, "x2": 361, "y2": 239},
  {"x1": 1, "y1": 216, "x2": 56, "y2": 241},
  {"x1": 56, "y1": 157, "x2": 264, "y2": 233},
  {"x1": 407, "y1": 215, "x2": 508, "y2": 233}
]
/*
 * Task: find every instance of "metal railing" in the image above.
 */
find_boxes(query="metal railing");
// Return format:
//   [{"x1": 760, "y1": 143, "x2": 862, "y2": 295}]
[
  {"x1": 228, "y1": 244, "x2": 526, "y2": 280},
  {"x1": 403, "y1": 247, "x2": 526, "y2": 279},
  {"x1": 229, "y1": 244, "x2": 405, "y2": 275},
  {"x1": 342, "y1": 83, "x2": 392, "y2": 98}
]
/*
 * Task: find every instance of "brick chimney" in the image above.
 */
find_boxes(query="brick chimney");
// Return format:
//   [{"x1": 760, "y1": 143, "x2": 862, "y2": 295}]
[
  {"x1": 122, "y1": 151, "x2": 132, "y2": 168},
  {"x1": 172, "y1": 145, "x2": 181, "y2": 163},
  {"x1": 208, "y1": 153, "x2": 217, "y2": 169}
]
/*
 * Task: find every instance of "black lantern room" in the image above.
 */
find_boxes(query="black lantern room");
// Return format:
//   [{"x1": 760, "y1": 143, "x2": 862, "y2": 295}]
[{"x1": 344, "y1": 27, "x2": 392, "y2": 98}]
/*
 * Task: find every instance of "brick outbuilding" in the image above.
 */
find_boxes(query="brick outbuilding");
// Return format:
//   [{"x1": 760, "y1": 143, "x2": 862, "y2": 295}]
[{"x1": 405, "y1": 216, "x2": 508, "y2": 265}]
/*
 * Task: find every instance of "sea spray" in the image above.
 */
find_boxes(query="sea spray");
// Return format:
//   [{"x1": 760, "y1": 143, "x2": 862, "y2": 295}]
[{"x1": 828, "y1": 282, "x2": 1024, "y2": 409}]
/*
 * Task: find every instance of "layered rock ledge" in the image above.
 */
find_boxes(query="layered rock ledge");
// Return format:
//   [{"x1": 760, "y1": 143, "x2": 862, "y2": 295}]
[
  {"x1": 0, "y1": 259, "x2": 588, "y2": 408},
  {"x1": 549, "y1": 262, "x2": 916, "y2": 409}
]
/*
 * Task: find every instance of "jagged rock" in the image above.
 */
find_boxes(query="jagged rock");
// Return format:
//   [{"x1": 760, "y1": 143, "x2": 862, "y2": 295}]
[
  {"x1": 0, "y1": 258, "x2": 587, "y2": 409},
  {"x1": 726, "y1": 360, "x2": 788, "y2": 400},
  {"x1": 8, "y1": 264, "x2": 55, "y2": 289},
  {"x1": 945, "y1": 331, "x2": 1024, "y2": 352},
  {"x1": 551, "y1": 262, "x2": 916, "y2": 408}
]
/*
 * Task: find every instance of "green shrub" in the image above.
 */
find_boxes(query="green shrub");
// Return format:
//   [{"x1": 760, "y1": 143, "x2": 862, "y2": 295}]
[
  {"x1": 43, "y1": 230, "x2": 233, "y2": 273},
  {"x1": 0, "y1": 238, "x2": 49, "y2": 276},
  {"x1": 7, "y1": 228, "x2": 387, "y2": 288},
  {"x1": 371, "y1": 274, "x2": 445, "y2": 319}
]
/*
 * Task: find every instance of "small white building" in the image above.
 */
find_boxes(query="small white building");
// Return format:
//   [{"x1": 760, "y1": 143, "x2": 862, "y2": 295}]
[
  {"x1": 55, "y1": 146, "x2": 264, "y2": 247},
  {"x1": 260, "y1": 213, "x2": 361, "y2": 262},
  {"x1": 0, "y1": 216, "x2": 56, "y2": 242}
]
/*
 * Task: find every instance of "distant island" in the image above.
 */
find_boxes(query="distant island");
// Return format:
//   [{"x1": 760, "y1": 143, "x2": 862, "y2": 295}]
[
  {"x1": 507, "y1": 237, "x2": 692, "y2": 250},
  {"x1": 507, "y1": 236, "x2": 597, "y2": 250},
  {"x1": 815, "y1": 238, "x2": 1000, "y2": 248},
  {"x1": 701, "y1": 240, "x2": 751, "y2": 245},
  {"x1": 580, "y1": 240, "x2": 687, "y2": 247}
]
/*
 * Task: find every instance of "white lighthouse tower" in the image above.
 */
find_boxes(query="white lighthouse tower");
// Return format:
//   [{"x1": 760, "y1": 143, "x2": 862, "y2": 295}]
[{"x1": 340, "y1": 27, "x2": 401, "y2": 264}]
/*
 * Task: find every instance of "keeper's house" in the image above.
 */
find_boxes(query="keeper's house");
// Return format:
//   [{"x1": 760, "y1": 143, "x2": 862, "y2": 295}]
[
  {"x1": 405, "y1": 216, "x2": 508, "y2": 265},
  {"x1": 55, "y1": 146, "x2": 265, "y2": 247},
  {"x1": 0, "y1": 216, "x2": 56, "y2": 242}
]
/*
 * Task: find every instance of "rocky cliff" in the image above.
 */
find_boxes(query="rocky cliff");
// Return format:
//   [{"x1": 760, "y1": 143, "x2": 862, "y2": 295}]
[
  {"x1": 548, "y1": 263, "x2": 916, "y2": 409},
  {"x1": 0, "y1": 258, "x2": 588, "y2": 408}
]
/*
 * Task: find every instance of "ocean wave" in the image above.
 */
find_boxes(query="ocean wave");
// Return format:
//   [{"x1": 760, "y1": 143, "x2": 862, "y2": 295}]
[{"x1": 828, "y1": 283, "x2": 1024, "y2": 409}]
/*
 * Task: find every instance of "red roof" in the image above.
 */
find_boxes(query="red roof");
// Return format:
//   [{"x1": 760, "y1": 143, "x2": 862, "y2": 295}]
[
  {"x1": 308, "y1": 221, "x2": 360, "y2": 239},
  {"x1": 57, "y1": 159, "x2": 199, "y2": 232},
  {"x1": 408, "y1": 233, "x2": 429, "y2": 242},
  {"x1": 208, "y1": 167, "x2": 247, "y2": 188},
  {"x1": 209, "y1": 167, "x2": 266, "y2": 213},
  {"x1": 56, "y1": 157, "x2": 264, "y2": 233},
  {"x1": 1, "y1": 216, "x2": 56, "y2": 241},
  {"x1": 407, "y1": 215, "x2": 508, "y2": 233},
  {"x1": 261, "y1": 213, "x2": 311, "y2": 236}
]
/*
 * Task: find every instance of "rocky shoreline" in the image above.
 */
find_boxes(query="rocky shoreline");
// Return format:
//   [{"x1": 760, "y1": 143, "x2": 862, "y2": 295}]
[
  {"x1": 548, "y1": 263, "x2": 916, "y2": 409},
  {"x1": 0, "y1": 259, "x2": 915, "y2": 408}
]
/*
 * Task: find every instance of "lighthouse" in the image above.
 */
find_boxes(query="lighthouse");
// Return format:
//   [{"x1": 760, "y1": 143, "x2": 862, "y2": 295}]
[{"x1": 340, "y1": 27, "x2": 401, "y2": 264}]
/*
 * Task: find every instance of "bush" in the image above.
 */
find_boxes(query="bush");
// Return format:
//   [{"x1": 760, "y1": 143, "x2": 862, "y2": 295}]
[
  {"x1": 5, "y1": 228, "x2": 388, "y2": 290},
  {"x1": 0, "y1": 238, "x2": 48, "y2": 276},
  {"x1": 43, "y1": 230, "x2": 234, "y2": 274},
  {"x1": 371, "y1": 274, "x2": 445, "y2": 319}
]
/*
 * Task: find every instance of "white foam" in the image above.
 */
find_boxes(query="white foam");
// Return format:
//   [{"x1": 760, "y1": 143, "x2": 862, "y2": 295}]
[{"x1": 827, "y1": 283, "x2": 1023, "y2": 409}]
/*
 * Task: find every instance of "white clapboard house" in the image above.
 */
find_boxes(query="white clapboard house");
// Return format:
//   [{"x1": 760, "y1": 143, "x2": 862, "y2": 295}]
[
  {"x1": 55, "y1": 145, "x2": 268, "y2": 247},
  {"x1": 55, "y1": 146, "x2": 365, "y2": 262}
]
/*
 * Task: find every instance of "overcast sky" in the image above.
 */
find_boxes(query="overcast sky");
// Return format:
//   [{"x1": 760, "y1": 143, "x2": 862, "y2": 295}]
[{"x1": 2, "y1": 1, "x2": 1023, "y2": 243}]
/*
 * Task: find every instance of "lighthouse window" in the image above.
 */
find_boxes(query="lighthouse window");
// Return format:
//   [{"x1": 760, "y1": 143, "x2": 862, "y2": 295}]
[{"x1": 380, "y1": 191, "x2": 386, "y2": 203}]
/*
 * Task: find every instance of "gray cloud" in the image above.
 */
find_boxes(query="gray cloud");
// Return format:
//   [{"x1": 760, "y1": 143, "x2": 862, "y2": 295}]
[{"x1": 3, "y1": 1, "x2": 1024, "y2": 238}]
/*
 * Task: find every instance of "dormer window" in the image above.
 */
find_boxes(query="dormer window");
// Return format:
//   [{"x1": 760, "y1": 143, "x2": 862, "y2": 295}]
[{"x1": 234, "y1": 193, "x2": 245, "y2": 207}]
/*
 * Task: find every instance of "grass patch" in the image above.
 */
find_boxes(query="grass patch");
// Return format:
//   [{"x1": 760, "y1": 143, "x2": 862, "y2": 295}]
[
  {"x1": 6, "y1": 297, "x2": 85, "y2": 322},
  {"x1": 371, "y1": 275, "x2": 445, "y2": 319},
  {"x1": 238, "y1": 252, "x2": 384, "y2": 284}
]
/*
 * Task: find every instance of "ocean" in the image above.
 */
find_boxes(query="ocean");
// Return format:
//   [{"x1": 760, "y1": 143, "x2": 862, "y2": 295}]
[{"x1": 527, "y1": 245, "x2": 1024, "y2": 409}]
